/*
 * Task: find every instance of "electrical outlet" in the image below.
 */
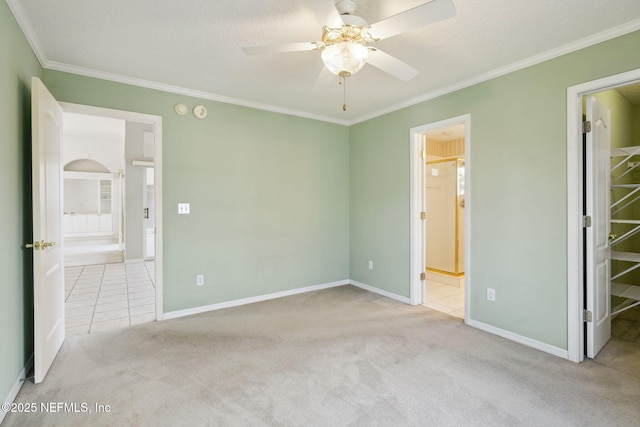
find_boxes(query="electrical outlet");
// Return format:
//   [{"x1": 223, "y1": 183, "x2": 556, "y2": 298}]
[
  {"x1": 368, "y1": 260, "x2": 373, "y2": 270},
  {"x1": 487, "y1": 288, "x2": 496, "y2": 302},
  {"x1": 196, "y1": 275, "x2": 204, "y2": 286}
]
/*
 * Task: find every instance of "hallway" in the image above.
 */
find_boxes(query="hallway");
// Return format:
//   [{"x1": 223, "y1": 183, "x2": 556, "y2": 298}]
[{"x1": 64, "y1": 261, "x2": 156, "y2": 335}]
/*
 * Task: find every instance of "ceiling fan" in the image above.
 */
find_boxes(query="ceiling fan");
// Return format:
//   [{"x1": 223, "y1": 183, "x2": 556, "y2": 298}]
[{"x1": 243, "y1": 0, "x2": 456, "y2": 109}]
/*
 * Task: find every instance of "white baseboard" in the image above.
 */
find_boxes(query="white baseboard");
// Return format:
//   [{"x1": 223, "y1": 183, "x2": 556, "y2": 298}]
[
  {"x1": 163, "y1": 280, "x2": 350, "y2": 320},
  {"x1": 1, "y1": 354, "x2": 33, "y2": 424},
  {"x1": 468, "y1": 319, "x2": 569, "y2": 360},
  {"x1": 349, "y1": 280, "x2": 412, "y2": 304}
]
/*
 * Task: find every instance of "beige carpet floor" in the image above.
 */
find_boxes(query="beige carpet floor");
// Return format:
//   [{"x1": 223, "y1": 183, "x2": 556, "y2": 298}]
[{"x1": 4, "y1": 285, "x2": 640, "y2": 426}]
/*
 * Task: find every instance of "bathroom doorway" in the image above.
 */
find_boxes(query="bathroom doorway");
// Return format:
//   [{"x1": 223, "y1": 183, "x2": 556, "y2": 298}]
[
  {"x1": 422, "y1": 126, "x2": 466, "y2": 318},
  {"x1": 409, "y1": 114, "x2": 470, "y2": 321}
]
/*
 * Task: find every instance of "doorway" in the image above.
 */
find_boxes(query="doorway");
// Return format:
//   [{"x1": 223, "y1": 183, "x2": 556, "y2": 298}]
[
  {"x1": 567, "y1": 68, "x2": 640, "y2": 362},
  {"x1": 410, "y1": 114, "x2": 471, "y2": 322},
  {"x1": 60, "y1": 103, "x2": 164, "y2": 335},
  {"x1": 62, "y1": 112, "x2": 125, "y2": 267}
]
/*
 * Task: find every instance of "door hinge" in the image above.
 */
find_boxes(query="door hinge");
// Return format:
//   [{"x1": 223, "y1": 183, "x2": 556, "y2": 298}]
[
  {"x1": 420, "y1": 211, "x2": 426, "y2": 220},
  {"x1": 583, "y1": 120, "x2": 592, "y2": 134},
  {"x1": 583, "y1": 310, "x2": 593, "y2": 322},
  {"x1": 582, "y1": 215, "x2": 592, "y2": 228},
  {"x1": 420, "y1": 150, "x2": 426, "y2": 159},
  {"x1": 420, "y1": 272, "x2": 426, "y2": 281}
]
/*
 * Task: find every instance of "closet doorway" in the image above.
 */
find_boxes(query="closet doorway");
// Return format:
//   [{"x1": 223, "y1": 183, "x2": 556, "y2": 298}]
[
  {"x1": 567, "y1": 68, "x2": 640, "y2": 362},
  {"x1": 409, "y1": 114, "x2": 471, "y2": 321}
]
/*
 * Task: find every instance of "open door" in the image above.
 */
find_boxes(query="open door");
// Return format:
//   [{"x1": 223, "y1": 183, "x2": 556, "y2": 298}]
[
  {"x1": 585, "y1": 95, "x2": 611, "y2": 358},
  {"x1": 29, "y1": 77, "x2": 65, "y2": 383}
]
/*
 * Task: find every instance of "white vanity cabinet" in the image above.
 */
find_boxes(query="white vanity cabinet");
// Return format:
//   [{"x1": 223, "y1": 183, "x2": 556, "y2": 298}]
[{"x1": 64, "y1": 213, "x2": 113, "y2": 236}]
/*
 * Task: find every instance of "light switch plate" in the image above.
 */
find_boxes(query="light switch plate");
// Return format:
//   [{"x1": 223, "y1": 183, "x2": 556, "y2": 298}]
[{"x1": 178, "y1": 203, "x2": 190, "y2": 214}]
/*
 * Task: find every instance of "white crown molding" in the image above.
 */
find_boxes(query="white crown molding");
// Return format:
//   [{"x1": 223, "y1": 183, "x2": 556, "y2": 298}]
[
  {"x1": 44, "y1": 61, "x2": 351, "y2": 127},
  {"x1": 5, "y1": 0, "x2": 48, "y2": 66},
  {"x1": 349, "y1": 18, "x2": 640, "y2": 125},
  {"x1": 8, "y1": 0, "x2": 640, "y2": 127}
]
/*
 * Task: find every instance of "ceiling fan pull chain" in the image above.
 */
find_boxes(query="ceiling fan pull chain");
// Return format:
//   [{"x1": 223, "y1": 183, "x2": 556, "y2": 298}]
[{"x1": 342, "y1": 76, "x2": 347, "y2": 111}]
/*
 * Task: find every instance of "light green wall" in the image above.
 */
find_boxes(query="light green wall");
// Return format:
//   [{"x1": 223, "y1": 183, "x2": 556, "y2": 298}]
[
  {"x1": 4, "y1": 0, "x2": 640, "y2": 404},
  {"x1": 350, "y1": 31, "x2": 640, "y2": 349},
  {"x1": 0, "y1": 0, "x2": 42, "y2": 407},
  {"x1": 42, "y1": 71, "x2": 350, "y2": 312}
]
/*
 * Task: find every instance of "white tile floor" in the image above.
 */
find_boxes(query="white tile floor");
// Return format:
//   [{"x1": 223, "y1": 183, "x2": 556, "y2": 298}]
[
  {"x1": 423, "y1": 279, "x2": 464, "y2": 319},
  {"x1": 64, "y1": 261, "x2": 156, "y2": 335}
]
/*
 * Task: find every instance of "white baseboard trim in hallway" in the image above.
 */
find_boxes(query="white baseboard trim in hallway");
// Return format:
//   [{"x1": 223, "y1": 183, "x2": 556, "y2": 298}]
[
  {"x1": 468, "y1": 319, "x2": 569, "y2": 360},
  {"x1": 349, "y1": 280, "x2": 412, "y2": 304},
  {"x1": 1, "y1": 355, "x2": 33, "y2": 424},
  {"x1": 164, "y1": 280, "x2": 350, "y2": 320}
]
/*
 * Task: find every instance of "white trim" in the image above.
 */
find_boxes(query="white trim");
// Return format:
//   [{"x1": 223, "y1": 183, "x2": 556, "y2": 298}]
[
  {"x1": 349, "y1": 280, "x2": 412, "y2": 304},
  {"x1": 132, "y1": 160, "x2": 154, "y2": 167},
  {"x1": 0, "y1": 355, "x2": 33, "y2": 424},
  {"x1": 63, "y1": 171, "x2": 112, "y2": 180},
  {"x1": 7, "y1": 0, "x2": 638, "y2": 127},
  {"x1": 59, "y1": 102, "x2": 164, "y2": 321},
  {"x1": 164, "y1": 280, "x2": 350, "y2": 320},
  {"x1": 409, "y1": 115, "x2": 471, "y2": 321},
  {"x1": 46, "y1": 62, "x2": 350, "y2": 127},
  {"x1": 468, "y1": 319, "x2": 569, "y2": 360},
  {"x1": 566, "y1": 68, "x2": 640, "y2": 363},
  {"x1": 350, "y1": 19, "x2": 640, "y2": 125}
]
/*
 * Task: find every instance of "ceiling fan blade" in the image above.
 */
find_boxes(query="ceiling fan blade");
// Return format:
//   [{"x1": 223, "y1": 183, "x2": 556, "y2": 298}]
[
  {"x1": 242, "y1": 42, "x2": 320, "y2": 56},
  {"x1": 306, "y1": 0, "x2": 344, "y2": 28},
  {"x1": 366, "y1": 49, "x2": 419, "y2": 81},
  {"x1": 313, "y1": 66, "x2": 337, "y2": 91},
  {"x1": 367, "y1": 0, "x2": 456, "y2": 41}
]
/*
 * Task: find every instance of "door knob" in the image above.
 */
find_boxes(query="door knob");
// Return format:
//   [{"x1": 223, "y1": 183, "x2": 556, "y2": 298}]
[{"x1": 25, "y1": 241, "x2": 42, "y2": 250}]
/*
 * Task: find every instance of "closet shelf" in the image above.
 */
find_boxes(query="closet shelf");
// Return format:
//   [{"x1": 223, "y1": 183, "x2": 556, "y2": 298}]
[
  {"x1": 611, "y1": 251, "x2": 640, "y2": 263},
  {"x1": 611, "y1": 146, "x2": 640, "y2": 157},
  {"x1": 611, "y1": 184, "x2": 640, "y2": 189},
  {"x1": 612, "y1": 282, "x2": 640, "y2": 299},
  {"x1": 611, "y1": 282, "x2": 640, "y2": 316}
]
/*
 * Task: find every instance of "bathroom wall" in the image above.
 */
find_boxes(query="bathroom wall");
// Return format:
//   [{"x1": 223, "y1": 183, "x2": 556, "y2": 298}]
[
  {"x1": 425, "y1": 158, "x2": 464, "y2": 274},
  {"x1": 425, "y1": 137, "x2": 465, "y2": 275}
]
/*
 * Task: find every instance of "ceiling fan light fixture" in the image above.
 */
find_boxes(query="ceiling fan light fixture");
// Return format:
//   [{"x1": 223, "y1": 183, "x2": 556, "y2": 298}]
[{"x1": 321, "y1": 41, "x2": 369, "y2": 77}]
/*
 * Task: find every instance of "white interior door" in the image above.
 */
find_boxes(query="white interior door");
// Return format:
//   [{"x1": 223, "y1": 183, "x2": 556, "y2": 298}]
[
  {"x1": 585, "y1": 95, "x2": 611, "y2": 358},
  {"x1": 31, "y1": 77, "x2": 65, "y2": 383}
]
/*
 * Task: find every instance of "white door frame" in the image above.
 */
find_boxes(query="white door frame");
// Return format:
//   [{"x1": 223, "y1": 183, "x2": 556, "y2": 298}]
[
  {"x1": 566, "y1": 68, "x2": 640, "y2": 362},
  {"x1": 409, "y1": 114, "x2": 471, "y2": 323},
  {"x1": 60, "y1": 102, "x2": 164, "y2": 321}
]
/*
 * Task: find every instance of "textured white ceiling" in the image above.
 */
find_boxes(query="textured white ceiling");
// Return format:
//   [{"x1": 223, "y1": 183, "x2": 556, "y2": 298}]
[{"x1": 8, "y1": 0, "x2": 640, "y2": 124}]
